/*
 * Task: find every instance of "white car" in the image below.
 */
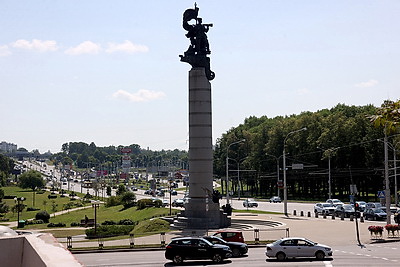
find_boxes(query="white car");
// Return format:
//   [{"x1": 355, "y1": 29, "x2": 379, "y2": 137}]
[
  {"x1": 265, "y1": 237, "x2": 333, "y2": 261},
  {"x1": 314, "y1": 203, "x2": 336, "y2": 215},
  {"x1": 326, "y1": 199, "x2": 344, "y2": 207},
  {"x1": 243, "y1": 198, "x2": 258, "y2": 208}
]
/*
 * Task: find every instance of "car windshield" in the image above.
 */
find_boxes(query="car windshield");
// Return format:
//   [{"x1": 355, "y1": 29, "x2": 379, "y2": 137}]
[
  {"x1": 332, "y1": 199, "x2": 342, "y2": 203},
  {"x1": 323, "y1": 203, "x2": 334, "y2": 207},
  {"x1": 374, "y1": 208, "x2": 384, "y2": 213},
  {"x1": 343, "y1": 205, "x2": 353, "y2": 210}
]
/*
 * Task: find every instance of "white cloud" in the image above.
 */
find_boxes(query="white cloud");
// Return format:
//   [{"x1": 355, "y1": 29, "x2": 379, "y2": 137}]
[
  {"x1": 12, "y1": 39, "x2": 58, "y2": 52},
  {"x1": 112, "y1": 89, "x2": 166, "y2": 102},
  {"x1": 0, "y1": 45, "x2": 11, "y2": 56},
  {"x1": 65, "y1": 41, "x2": 101, "y2": 55},
  {"x1": 106, "y1": 40, "x2": 149, "y2": 54},
  {"x1": 355, "y1": 79, "x2": 379, "y2": 88}
]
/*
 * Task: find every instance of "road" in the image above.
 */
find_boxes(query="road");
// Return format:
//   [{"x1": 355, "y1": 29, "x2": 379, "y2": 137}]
[{"x1": 75, "y1": 243, "x2": 400, "y2": 267}]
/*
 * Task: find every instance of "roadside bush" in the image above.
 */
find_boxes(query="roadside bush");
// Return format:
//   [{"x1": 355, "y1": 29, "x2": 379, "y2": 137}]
[
  {"x1": 25, "y1": 219, "x2": 44, "y2": 225},
  {"x1": 47, "y1": 222, "x2": 66, "y2": 227},
  {"x1": 137, "y1": 199, "x2": 153, "y2": 210},
  {"x1": 70, "y1": 222, "x2": 80, "y2": 227},
  {"x1": 102, "y1": 220, "x2": 117, "y2": 225},
  {"x1": 118, "y1": 219, "x2": 135, "y2": 225},
  {"x1": 153, "y1": 199, "x2": 162, "y2": 208},
  {"x1": 35, "y1": 211, "x2": 50, "y2": 223},
  {"x1": 105, "y1": 196, "x2": 121, "y2": 207},
  {"x1": 27, "y1": 207, "x2": 40, "y2": 211},
  {"x1": 48, "y1": 195, "x2": 57, "y2": 199},
  {"x1": 85, "y1": 225, "x2": 134, "y2": 239}
]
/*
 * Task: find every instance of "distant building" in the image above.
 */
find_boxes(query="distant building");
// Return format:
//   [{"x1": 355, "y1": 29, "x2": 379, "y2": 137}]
[{"x1": 0, "y1": 141, "x2": 17, "y2": 153}]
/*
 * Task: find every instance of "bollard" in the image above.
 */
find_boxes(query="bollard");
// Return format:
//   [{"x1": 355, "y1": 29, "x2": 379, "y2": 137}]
[
  {"x1": 254, "y1": 229, "x2": 260, "y2": 244},
  {"x1": 323, "y1": 213, "x2": 327, "y2": 219},
  {"x1": 129, "y1": 233, "x2": 134, "y2": 248},
  {"x1": 67, "y1": 236, "x2": 72, "y2": 249},
  {"x1": 360, "y1": 216, "x2": 364, "y2": 223},
  {"x1": 341, "y1": 213, "x2": 345, "y2": 220},
  {"x1": 331, "y1": 214, "x2": 335, "y2": 220},
  {"x1": 307, "y1": 211, "x2": 311, "y2": 217},
  {"x1": 300, "y1": 211, "x2": 304, "y2": 216},
  {"x1": 293, "y1": 210, "x2": 297, "y2": 216},
  {"x1": 315, "y1": 212, "x2": 319, "y2": 218},
  {"x1": 160, "y1": 232, "x2": 166, "y2": 247},
  {"x1": 98, "y1": 236, "x2": 104, "y2": 249},
  {"x1": 350, "y1": 215, "x2": 354, "y2": 221}
]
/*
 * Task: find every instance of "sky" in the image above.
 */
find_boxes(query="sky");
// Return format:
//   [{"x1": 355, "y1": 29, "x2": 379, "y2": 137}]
[{"x1": 1, "y1": 0, "x2": 399, "y2": 153}]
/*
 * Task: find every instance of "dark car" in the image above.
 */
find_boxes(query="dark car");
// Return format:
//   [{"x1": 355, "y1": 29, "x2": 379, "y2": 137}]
[
  {"x1": 213, "y1": 230, "x2": 245, "y2": 243},
  {"x1": 334, "y1": 204, "x2": 358, "y2": 218},
  {"x1": 165, "y1": 237, "x2": 232, "y2": 264},
  {"x1": 202, "y1": 236, "x2": 248, "y2": 257},
  {"x1": 364, "y1": 208, "x2": 387, "y2": 221}
]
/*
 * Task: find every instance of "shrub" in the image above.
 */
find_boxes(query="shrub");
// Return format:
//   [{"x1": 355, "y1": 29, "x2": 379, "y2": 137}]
[
  {"x1": 137, "y1": 199, "x2": 153, "y2": 210},
  {"x1": 70, "y1": 222, "x2": 80, "y2": 227},
  {"x1": 27, "y1": 207, "x2": 40, "y2": 211},
  {"x1": 118, "y1": 219, "x2": 135, "y2": 225},
  {"x1": 47, "y1": 222, "x2": 66, "y2": 227},
  {"x1": 85, "y1": 225, "x2": 134, "y2": 238},
  {"x1": 153, "y1": 199, "x2": 162, "y2": 208},
  {"x1": 48, "y1": 195, "x2": 57, "y2": 199},
  {"x1": 102, "y1": 220, "x2": 117, "y2": 225},
  {"x1": 105, "y1": 196, "x2": 121, "y2": 207},
  {"x1": 35, "y1": 211, "x2": 50, "y2": 223}
]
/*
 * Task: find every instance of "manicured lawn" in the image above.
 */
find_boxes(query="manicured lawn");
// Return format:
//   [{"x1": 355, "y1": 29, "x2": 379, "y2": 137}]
[{"x1": 1, "y1": 186, "x2": 91, "y2": 222}]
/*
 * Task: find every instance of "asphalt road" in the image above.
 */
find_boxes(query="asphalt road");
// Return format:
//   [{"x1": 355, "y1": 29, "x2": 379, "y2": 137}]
[{"x1": 75, "y1": 243, "x2": 400, "y2": 267}]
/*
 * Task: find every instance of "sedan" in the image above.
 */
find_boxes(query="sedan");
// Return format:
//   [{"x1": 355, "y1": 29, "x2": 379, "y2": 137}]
[
  {"x1": 265, "y1": 237, "x2": 333, "y2": 261},
  {"x1": 314, "y1": 203, "x2": 336, "y2": 215},
  {"x1": 334, "y1": 204, "x2": 358, "y2": 218},
  {"x1": 243, "y1": 198, "x2": 258, "y2": 208},
  {"x1": 364, "y1": 208, "x2": 387, "y2": 221},
  {"x1": 202, "y1": 236, "x2": 248, "y2": 257},
  {"x1": 269, "y1": 196, "x2": 282, "y2": 203}
]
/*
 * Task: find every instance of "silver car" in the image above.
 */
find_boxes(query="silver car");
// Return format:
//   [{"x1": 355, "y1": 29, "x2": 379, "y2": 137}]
[{"x1": 266, "y1": 237, "x2": 333, "y2": 261}]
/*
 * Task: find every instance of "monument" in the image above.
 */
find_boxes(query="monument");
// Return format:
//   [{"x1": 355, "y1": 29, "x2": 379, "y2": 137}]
[{"x1": 175, "y1": 4, "x2": 230, "y2": 229}]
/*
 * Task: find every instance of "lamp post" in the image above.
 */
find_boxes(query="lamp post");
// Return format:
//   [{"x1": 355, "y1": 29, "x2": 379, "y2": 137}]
[
  {"x1": 14, "y1": 197, "x2": 25, "y2": 228},
  {"x1": 226, "y1": 139, "x2": 245, "y2": 205},
  {"x1": 92, "y1": 200, "x2": 100, "y2": 236},
  {"x1": 283, "y1": 127, "x2": 307, "y2": 216},
  {"x1": 265, "y1": 153, "x2": 283, "y2": 198}
]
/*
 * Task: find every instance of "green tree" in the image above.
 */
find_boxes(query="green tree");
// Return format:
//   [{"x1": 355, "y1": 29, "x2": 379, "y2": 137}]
[
  {"x1": 18, "y1": 170, "x2": 45, "y2": 190},
  {"x1": 120, "y1": 192, "x2": 136, "y2": 209},
  {"x1": 116, "y1": 184, "x2": 127, "y2": 196}
]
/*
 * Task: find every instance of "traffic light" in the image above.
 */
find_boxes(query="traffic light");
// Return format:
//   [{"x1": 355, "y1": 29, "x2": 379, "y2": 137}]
[
  {"x1": 212, "y1": 189, "x2": 221, "y2": 203},
  {"x1": 354, "y1": 203, "x2": 360, "y2": 211}
]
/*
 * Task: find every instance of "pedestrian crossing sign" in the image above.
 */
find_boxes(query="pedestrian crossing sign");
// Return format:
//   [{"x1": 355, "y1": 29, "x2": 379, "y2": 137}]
[{"x1": 377, "y1": 190, "x2": 385, "y2": 198}]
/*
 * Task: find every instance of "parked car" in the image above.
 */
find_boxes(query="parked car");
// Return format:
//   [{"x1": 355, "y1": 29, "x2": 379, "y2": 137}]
[
  {"x1": 364, "y1": 208, "x2": 387, "y2": 221},
  {"x1": 131, "y1": 186, "x2": 138, "y2": 191},
  {"x1": 314, "y1": 203, "x2": 336, "y2": 215},
  {"x1": 394, "y1": 210, "x2": 400, "y2": 224},
  {"x1": 213, "y1": 230, "x2": 245, "y2": 243},
  {"x1": 334, "y1": 204, "x2": 358, "y2": 218},
  {"x1": 172, "y1": 198, "x2": 185, "y2": 207},
  {"x1": 381, "y1": 206, "x2": 399, "y2": 214},
  {"x1": 202, "y1": 236, "x2": 248, "y2": 257},
  {"x1": 365, "y1": 202, "x2": 382, "y2": 210},
  {"x1": 170, "y1": 190, "x2": 178, "y2": 196},
  {"x1": 165, "y1": 237, "x2": 232, "y2": 264},
  {"x1": 356, "y1": 201, "x2": 367, "y2": 212},
  {"x1": 243, "y1": 198, "x2": 258, "y2": 208},
  {"x1": 269, "y1": 196, "x2": 282, "y2": 203},
  {"x1": 326, "y1": 199, "x2": 344, "y2": 207}
]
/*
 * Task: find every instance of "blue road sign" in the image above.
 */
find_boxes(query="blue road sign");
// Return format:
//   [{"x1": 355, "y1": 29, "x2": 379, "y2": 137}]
[{"x1": 378, "y1": 190, "x2": 385, "y2": 199}]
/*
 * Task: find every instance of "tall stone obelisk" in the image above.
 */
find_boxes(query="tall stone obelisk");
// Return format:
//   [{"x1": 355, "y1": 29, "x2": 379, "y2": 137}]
[{"x1": 177, "y1": 4, "x2": 230, "y2": 229}]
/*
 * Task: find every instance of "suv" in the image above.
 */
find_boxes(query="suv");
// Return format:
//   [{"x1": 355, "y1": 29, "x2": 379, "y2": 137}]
[
  {"x1": 213, "y1": 230, "x2": 245, "y2": 243},
  {"x1": 243, "y1": 198, "x2": 258, "y2": 208},
  {"x1": 364, "y1": 208, "x2": 387, "y2": 221},
  {"x1": 314, "y1": 203, "x2": 336, "y2": 215},
  {"x1": 326, "y1": 199, "x2": 344, "y2": 207},
  {"x1": 165, "y1": 237, "x2": 232, "y2": 264}
]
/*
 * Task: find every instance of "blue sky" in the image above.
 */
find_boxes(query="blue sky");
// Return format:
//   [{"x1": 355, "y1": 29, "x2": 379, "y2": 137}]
[{"x1": 1, "y1": 1, "x2": 399, "y2": 153}]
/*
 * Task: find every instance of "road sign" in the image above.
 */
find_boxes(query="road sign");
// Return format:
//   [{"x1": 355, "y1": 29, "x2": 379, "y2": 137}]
[
  {"x1": 277, "y1": 180, "x2": 284, "y2": 188},
  {"x1": 378, "y1": 190, "x2": 385, "y2": 198},
  {"x1": 291, "y1": 164, "x2": 304, "y2": 170}
]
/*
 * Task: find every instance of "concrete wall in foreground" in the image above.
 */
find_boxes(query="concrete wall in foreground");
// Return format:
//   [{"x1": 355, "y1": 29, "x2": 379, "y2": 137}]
[{"x1": 0, "y1": 234, "x2": 82, "y2": 267}]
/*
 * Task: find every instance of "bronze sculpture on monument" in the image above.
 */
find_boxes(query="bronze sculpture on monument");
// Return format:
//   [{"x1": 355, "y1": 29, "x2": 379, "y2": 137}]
[{"x1": 173, "y1": 4, "x2": 230, "y2": 229}]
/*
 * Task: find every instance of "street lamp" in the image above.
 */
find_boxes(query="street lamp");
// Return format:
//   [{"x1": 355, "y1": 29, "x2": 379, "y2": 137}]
[
  {"x1": 283, "y1": 127, "x2": 307, "y2": 216},
  {"x1": 92, "y1": 200, "x2": 101, "y2": 236},
  {"x1": 226, "y1": 139, "x2": 245, "y2": 205},
  {"x1": 265, "y1": 153, "x2": 283, "y2": 198},
  {"x1": 14, "y1": 197, "x2": 25, "y2": 228}
]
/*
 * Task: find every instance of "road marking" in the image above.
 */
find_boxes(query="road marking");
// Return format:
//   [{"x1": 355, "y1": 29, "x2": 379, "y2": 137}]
[{"x1": 323, "y1": 261, "x2": 333, "y2": 267}]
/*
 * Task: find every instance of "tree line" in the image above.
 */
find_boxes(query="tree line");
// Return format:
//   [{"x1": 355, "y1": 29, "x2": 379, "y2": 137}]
[{"x1": 213, "y1": 102, "x2": 400, "y2": 202}]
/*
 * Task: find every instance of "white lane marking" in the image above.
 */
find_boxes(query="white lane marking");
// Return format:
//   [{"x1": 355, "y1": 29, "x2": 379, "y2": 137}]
[{"x1": 323, "y1": 261, "x2": 333, "y2": 267}]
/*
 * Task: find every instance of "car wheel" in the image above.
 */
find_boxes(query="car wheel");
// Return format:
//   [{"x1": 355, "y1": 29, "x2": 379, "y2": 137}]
[
  {"x1": 212, "y1": 253, "x2": 223, "y2": 263},
  {"x1": 173, "y1": 255, "x2": 183, "y2": 264},
  {"x1": 232, "y1": 248, "x2": 241, "y2": 257},
  {"x1": 315, "y1": 251, "x2": 325, "y2": 260},
  {"x1": 276, "y1": 252, "x2": 286, "y2": 261}
]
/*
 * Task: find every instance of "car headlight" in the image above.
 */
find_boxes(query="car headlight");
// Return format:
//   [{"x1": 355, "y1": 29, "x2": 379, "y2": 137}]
[{"x1": 324, "y1": 248, "x2": 331, "y2": 251}]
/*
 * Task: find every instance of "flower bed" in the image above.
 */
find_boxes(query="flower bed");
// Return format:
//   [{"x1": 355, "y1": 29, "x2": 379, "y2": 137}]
[
  {"x1": 385, "y1": 224, "x2": 400, "y2": 237},
  {"x1": 368, "y1": 225, "x2": 383, "y2": 238}
]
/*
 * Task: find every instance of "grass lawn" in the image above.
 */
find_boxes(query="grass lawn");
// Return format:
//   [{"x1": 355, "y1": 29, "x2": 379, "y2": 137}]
[{"x1": 1, "y1": 186, "x2": 91, "y2": 222}]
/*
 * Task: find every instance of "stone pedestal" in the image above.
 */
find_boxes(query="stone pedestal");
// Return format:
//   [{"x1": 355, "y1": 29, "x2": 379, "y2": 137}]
[{"x1": 175, "y1": 67, "x2": 229, "y2": 229}]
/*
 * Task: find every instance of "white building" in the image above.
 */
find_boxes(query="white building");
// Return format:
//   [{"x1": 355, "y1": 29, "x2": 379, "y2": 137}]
[{"x1": 0, "y1": 141, "x2": 17, "y2": 153}]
